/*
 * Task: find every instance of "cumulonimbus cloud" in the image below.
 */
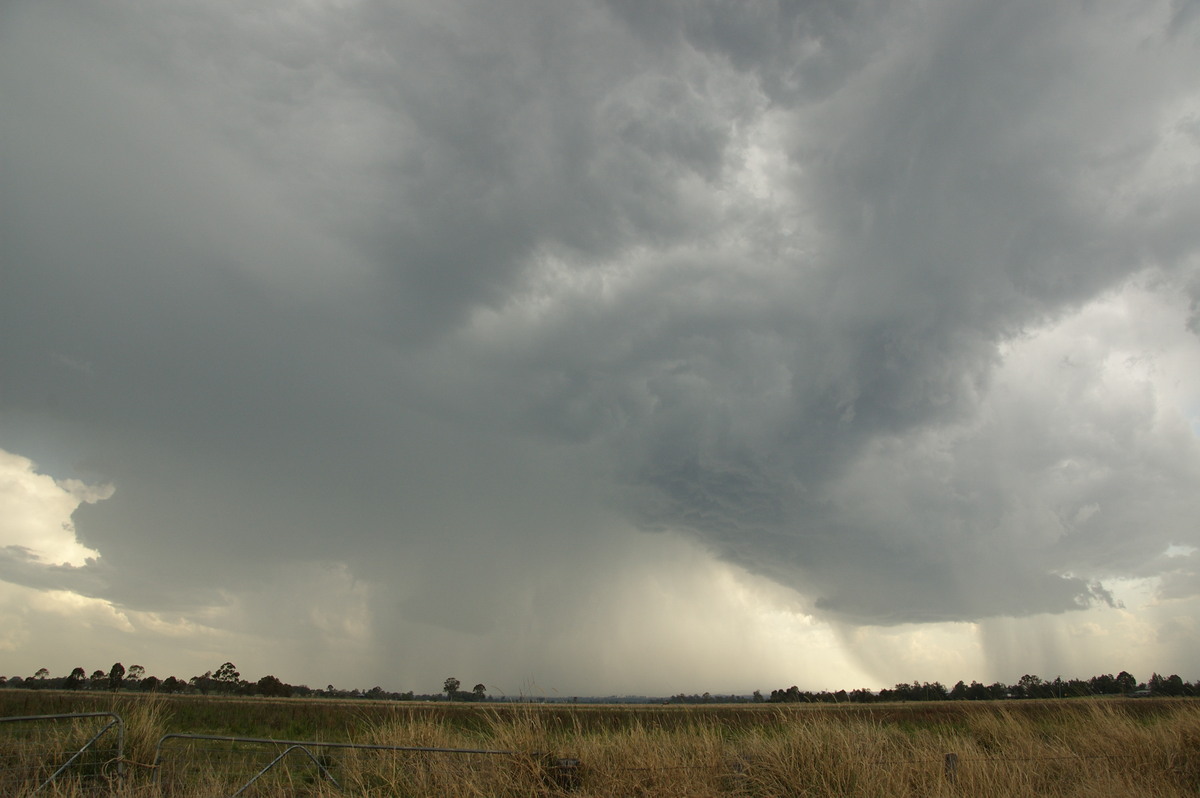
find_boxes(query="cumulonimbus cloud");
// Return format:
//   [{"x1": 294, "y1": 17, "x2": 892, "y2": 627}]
[{"x1": 1, "y1": 0, "x2": 1198, "y2": 691}]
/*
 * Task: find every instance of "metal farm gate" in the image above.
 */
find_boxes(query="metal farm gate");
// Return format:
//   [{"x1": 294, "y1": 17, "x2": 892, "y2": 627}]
[{"x1": 0, "y1": 712, "x2": 125, "y2": 794}]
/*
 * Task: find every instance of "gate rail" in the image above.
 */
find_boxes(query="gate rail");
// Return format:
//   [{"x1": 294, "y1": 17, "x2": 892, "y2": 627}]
[
  {"x1": 229, "y1": 744, "x2": 340, "y2": 796},
  {"x1": 0, "y1": 712, "x2": 125, "y2": 793}
]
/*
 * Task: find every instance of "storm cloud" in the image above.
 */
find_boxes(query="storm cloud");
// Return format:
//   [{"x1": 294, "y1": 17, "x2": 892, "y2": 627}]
[{"x1": 2, "y1": 0, "x2": 1199, "y2": 692}]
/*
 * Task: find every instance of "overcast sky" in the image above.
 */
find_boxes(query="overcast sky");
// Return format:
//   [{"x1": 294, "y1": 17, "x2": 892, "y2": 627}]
[{"x1": 2, "y1": 0, "x2": 1200, "y2": 696}]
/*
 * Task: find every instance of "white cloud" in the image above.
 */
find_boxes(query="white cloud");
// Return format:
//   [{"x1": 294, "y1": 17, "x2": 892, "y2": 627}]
[{"x1": 0, "y1": 449, "x2": 109, "y2": 566}]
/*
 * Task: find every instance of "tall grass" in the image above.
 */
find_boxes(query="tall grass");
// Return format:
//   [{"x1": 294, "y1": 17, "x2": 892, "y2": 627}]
[{"x1": 2, "y1": 693, "x2": 1198, "y2": 796}]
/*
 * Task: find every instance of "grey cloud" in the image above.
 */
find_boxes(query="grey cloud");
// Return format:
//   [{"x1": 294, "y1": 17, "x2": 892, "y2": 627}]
[
  {"x1": 1186, "y1": 270, "x2": 1200, "y2": 335},
  {"x1": 2, "y1": 0, "x2": 1199, "y2": 691},
  {"x1": 1157, "y1": 552, "x2": 1200, "y2": 600},
  {"x1": 0, "y1": 546, "x2": 111, "y2": 598},
  {"x1": 1169, "y1": 0, "x2": 1200, "y2": 34},
  {"x1": 269, "y1": 0, "x2": 754, "y2": 337},
  {"x1": 603, "y1": 0, "x2": 890, "y2": 104},
  {"x1": 441, "y1": 0, "x2": 1200, "y2": 623}
]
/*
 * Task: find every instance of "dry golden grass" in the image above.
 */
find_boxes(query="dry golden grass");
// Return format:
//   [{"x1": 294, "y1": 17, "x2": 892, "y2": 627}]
[{"x1": 2, "y1": 694, "x2": 1198, "y2": 796}]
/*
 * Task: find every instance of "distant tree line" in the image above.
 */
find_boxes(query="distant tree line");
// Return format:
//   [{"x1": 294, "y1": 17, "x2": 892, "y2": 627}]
[
  {"x1": 766, "y1": 672, "x2": 1199, "y2": 703},
  {"x1": 0, "y1": 663, "x2": 445, "y2": 702},
  {"x1": 4, "y1": 665, "x2": 1196, "y2": 703},
  {"x1": 666, "y1": 692, "x2": 760, "y2": 704}
]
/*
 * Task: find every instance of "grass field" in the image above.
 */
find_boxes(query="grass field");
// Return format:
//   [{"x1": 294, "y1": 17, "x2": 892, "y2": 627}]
[{"x1": 2, "y1": 690, "x2": 1198, "y2": 796}]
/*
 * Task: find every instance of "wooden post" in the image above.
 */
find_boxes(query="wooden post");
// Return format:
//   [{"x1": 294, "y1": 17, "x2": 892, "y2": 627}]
[{"x1": 944, "y1": 752, "x2": 958, "y2": 785}]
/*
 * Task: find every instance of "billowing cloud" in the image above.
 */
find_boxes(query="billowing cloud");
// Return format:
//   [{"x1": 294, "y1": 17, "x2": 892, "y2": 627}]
[
  {"x1": 1, "y1": 0, "x2": 1199, "y2": 692},
  {"x1": 0, "y1": 449, "x2": 108, "y2": 567}
]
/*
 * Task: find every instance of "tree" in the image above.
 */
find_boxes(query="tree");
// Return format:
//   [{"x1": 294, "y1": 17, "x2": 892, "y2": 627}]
[
  {"x1": 214, "y1": 662, "x2": 240, "y2": 686},
  {"x1": 443, "y1": 677, "x2": 460, "y2": 700},
  {"x1": 1017, "y1": 673, "x2": 1041, "y2": 694},
  {"x1": 108, "y1": 662, "x2": 125, "y2": 691},
  {"x1": 965, "y1": 681, "x2": 989, "y2": 700},
  {"x1": 90, "y1": 670, "x2": 107, "y2": 690},
  {"x1": 190, "y1": 671, "x2": 214, "y2": 695},
  {"x1": 34, "y1": 667, "x2": 50, "y2": 680},
  {"x1": 1116, "y1": 671, "x2": 1137, "y2": 694},
  {"x1": 768, "y1": 685, "x2": 804, "y2": 703},
  {"x1": 256, "y1": 675, "x2": 292, "y2": 698},
  {"x1": 127, "y1": 665, "x2": 145, "y2": 683},
  {"x1": 66, "y1": 667, "x2": 86, "y2": 690},
  {"x1": 472, "y1": 683, "x2": 487, "y2": 701},
  {"x1": 1149, "y1": 673, "x2": 1185, "y2": 697},
  {"x1": 213, "y1": 662, "x2": 241, "y2": 693},
  {"x1": 1064, "y1": 678, "x2": 1091, "y2": 697}
]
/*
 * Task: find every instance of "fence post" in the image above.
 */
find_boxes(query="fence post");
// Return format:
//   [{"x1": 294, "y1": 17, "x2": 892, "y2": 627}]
[{"x1": 944, "y1": 752, "x2": 958, "y2": 785}]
